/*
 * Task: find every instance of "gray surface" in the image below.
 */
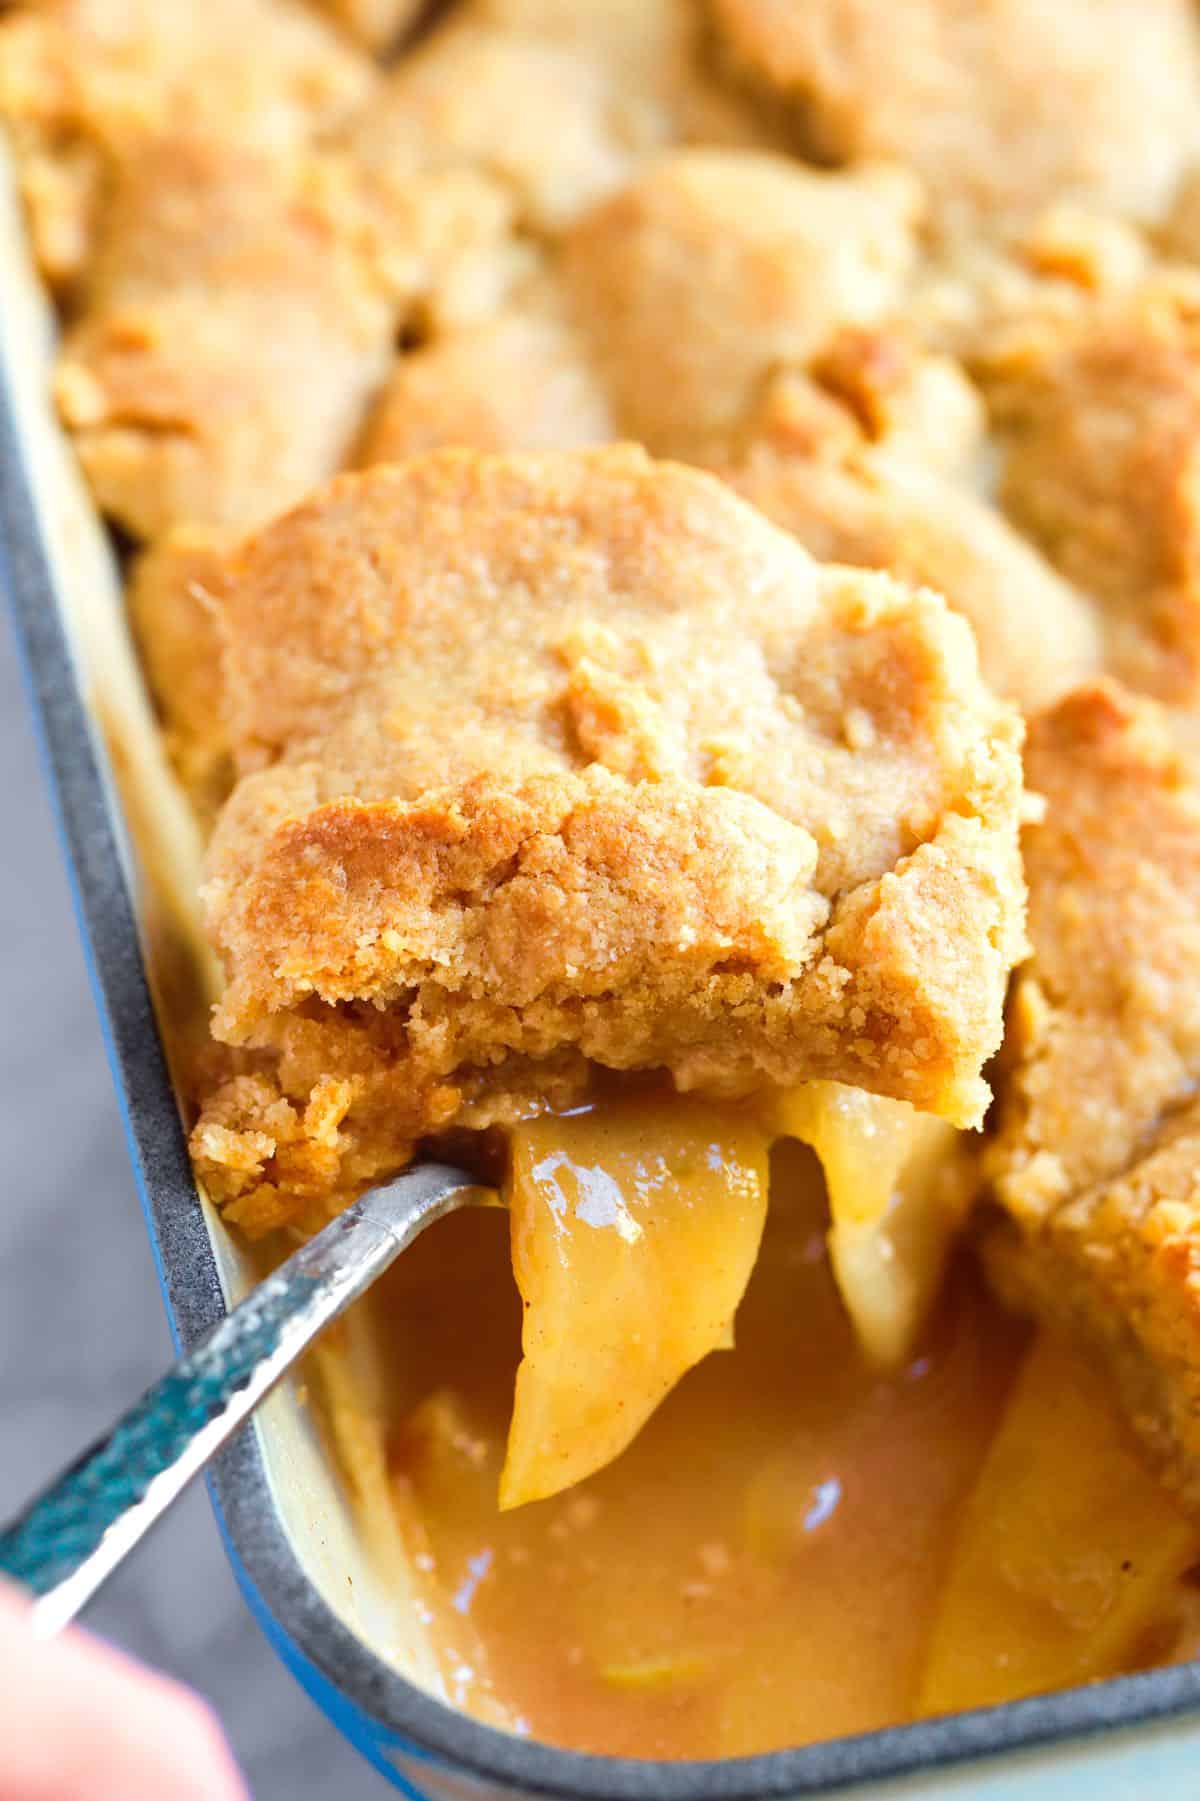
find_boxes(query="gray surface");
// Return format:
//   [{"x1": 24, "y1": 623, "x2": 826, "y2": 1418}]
[{"x1": 0, "y1": 617, "x2": 385, "y2": 1800}]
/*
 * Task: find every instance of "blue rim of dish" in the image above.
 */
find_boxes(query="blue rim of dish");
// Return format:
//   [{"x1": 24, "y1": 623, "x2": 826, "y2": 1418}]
[{"x1": 4, "y1": 360, "x2": 1200, "y2": 1799}]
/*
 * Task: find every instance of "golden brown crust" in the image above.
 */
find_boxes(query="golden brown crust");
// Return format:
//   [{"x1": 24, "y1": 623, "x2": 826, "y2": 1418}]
[
  {"x1": 347, "y1": 19, "x2": 661, "y2": 237},
  {"x1": 359, "y1": 166, "x2": 529, "y2": 340},
  {"x1": 983, "y1": 680, "x2": 1200, "y2": 1495},
  {"x1": 990, "y1": 680, "x2": 1200, "y2": 1218},
  {"x1": 0, "y1": 0, "x2": 373, "y2": 288},
  {"x1": 986, "y1": 1098, "x2": 1200, "y2": 1507},
  {"x1": 125, "y1": 529, "x2": 233, "y2": 824},
  {"x1": 52, "y1": 136, "x2": 396, "y2": 537},
  {"x1": 563, "y1": 151, "x2": 922, "y2": 458},
  {"x1": 703, "y1": 0, "x2": 1200, "y2": 237},
  {"x1": 193, "y1": 448, "x2": 1025, "y2": 1237},
  {"x1": 702, "y1": 343, "x2": 1101, "y2": 714},
  {"x1": 315, "y1": 0, "x2": 424, "y2": 52},
  {"x1": 468, "y1": 0, "x2": 774, "y2": 154},
  {"x1": 991, "y1": 285, "x2": 1200, "y2": 704},
  {"x1": 355, "y1": 303, "x2": 614, "y2": 467}
]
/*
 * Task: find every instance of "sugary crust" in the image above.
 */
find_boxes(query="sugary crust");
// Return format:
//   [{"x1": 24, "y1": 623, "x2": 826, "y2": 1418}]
[
  {"x1": 316, "y1": 0, "x2": 425, "y2": 52},
  {"x1": 991, "y1": 285, "x2": 1200, "y2": 704},
  {"x1": 983, "y1": 680, "x2": 1200, "y2": 1494},
  {"x1": 0, "y1": 0, "x2": 373, "y2": 287},
  {"x1": 562, "y1": 151, "x2": 922, "y2": 456},
  {"x1": 350, "y1": 293, "x2": 1094, "y2": 716},
  {"x1": 357, "y1": 166, "x2": 529, "y2": 339},
  {"x1": 52, "y1": 137, "x2": 395, "y2": 537},
  {"x1": 703, "y1": 0, "x2": 1200, "y2": 237},
  {"x1": 717, "y1": 446, "x2": 1100, "y2": 716},
  {"x1": 193, "y1": 448, "x2": 1025, "y2": 1224},
  {"x1": 990, "y1": 681, "x2": 1200, "y2": 1218},
  {"x1": 355, "y1": 304, "x2": 614, "y2": 466},
  {"x1": 986, "y1": 1098, "x2": 1200, "y2": 1506},
  {"x1": 468, "y1": 0, "x2": 774, "y2": 153}
]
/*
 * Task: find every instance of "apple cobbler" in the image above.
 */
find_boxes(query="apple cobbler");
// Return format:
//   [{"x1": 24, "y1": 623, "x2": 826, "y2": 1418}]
[{"x1": 8, "y1": 0, "x2": 1200, "y2": 1759}]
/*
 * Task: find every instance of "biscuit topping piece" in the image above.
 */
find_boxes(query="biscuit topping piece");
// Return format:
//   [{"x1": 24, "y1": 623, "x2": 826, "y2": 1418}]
[
  {"x1": 348, "y1": 20, "x2": 658, "y2": 236},
  {"x1": 992, "y1": 286, "x2": 1200, "y2": 704},
  {"x1": 563, "y1": 151, "x2": 922, "y2": 455},
  {"x1": 193, "y1": 447, "x2": 1025, "y2": 1225},
  {"x1": 704, "y1": 0, "x2": 1200, "y2": 237},
  {"x1": 987, "y1": 681, "x2": 1200, "y2": 1495},
  {"x1": 355, "y1": 301, "x2": 615, "y2": 468},
  {"x1": 52, "y1": 136, "x2": 397, "y2": 538},
  {"x1": 991, "y1": 682, "x2": 1200, "y2": 1215},
  {"x1": 0, "y1": 0, "x2": 373, "y2": 287}
]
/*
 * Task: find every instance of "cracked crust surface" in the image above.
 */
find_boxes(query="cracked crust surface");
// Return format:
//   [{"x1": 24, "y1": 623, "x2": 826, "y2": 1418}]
[
  {"x1": 990, "y1": 283, "x2": 1200, "y2": 705},
  {"x1": 347, "y1": 19, "x2": 664, "y2": 237},
  {"x1": 355, "y1": 299, "x2": 614, "y2": 467},
  {"x1": 192, "y1": 447, "x2": 1026, "y2": 1225},
  {"x1": 987, "y1": 1099, "x2": 1200, "y2": 1506},
  {"x1": 990, "y1": 681, "x2": 1200, "y2": 1219},
  {"x1": 0, "y1": 0, "x2": 373, "y2": 287},
  {"x1": 126, "y1": 529, "x2": 233, "y2": 824},
  {"x1": 985, "y1": 681, "x2": 1200, "y2": 1495},
  {"x1": 52, "y1": 135, "x2": 396, "y2": 537},
  {"x1": 562, "y1": 150, "x2": 922, "y2": 458},
  {"x1": 704, "y1": 0, "x2": 1200, "y2": 237}
]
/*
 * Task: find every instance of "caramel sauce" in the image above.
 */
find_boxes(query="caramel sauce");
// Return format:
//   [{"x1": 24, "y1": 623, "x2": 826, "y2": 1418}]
[{"x1": 370, "y1": 1132, "x2": 1029, "y2": 1757}]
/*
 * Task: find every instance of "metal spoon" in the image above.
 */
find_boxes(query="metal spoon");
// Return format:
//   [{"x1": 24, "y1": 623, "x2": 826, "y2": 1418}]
[{"x1": 0, "y1": 1162, "x2": 480, "y2": 1638}]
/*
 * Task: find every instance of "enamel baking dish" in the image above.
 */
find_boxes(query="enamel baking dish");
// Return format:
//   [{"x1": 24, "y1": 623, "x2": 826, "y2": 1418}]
[{"x1": 5, "y1": 143, "x2": 1200, "y2": 1801}]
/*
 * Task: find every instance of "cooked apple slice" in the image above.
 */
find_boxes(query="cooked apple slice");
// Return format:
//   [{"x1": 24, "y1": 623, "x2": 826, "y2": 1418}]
[
  {"x1": 919, "y1": 1331, "x2": 1199, "y2": 1715},
  {"x1": 777, "y1": 1082, "x2": 970, "y2": 1363},
  {"x1": 500, "y1": 1093, "x2": 769, "y2": 1509}
]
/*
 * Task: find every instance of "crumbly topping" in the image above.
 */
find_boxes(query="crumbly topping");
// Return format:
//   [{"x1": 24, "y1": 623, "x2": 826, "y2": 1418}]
[
  {"x1": 0, "y1": 0, "x2": 373, "y2": 287},
  {"x1": 990, "y1": 680, "x2": 1200, "y2": 1220},
  {"x1": 189, "y1": 447, "x2": 1025, "y2": 1221},
  {"x1": 702, "y1": 0, "x2": 1200, "y2": 239},
  {"x1": 984, "y1": 679, "x2": 1200, "y2": 1492},
  {"x1": 989, "y1": 284, "x2": 1200, "y2": 703},
  {"x1": 125, "y1": 529, "x2": 233, "y2": 824},
  {"x1": 562, "y1": 151, "x2": 922, "y2": 457},
  {"x1": 52, "y1": 135, "x2": 396, "y2": 536},
  {"x1": 987, "y1": 1096, "x2": 1200, "y2": 1505},
  {"x1": 355, "y1": 297, "x2": 613, "y2": 467},
  {"x1": 13, "y1": 0, "x2": 1200, "y2": 1498}
]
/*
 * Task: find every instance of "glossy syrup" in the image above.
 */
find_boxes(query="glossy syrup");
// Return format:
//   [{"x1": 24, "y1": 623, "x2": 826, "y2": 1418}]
[{"x1": 369, "y1": 1138, "x2": 1028, "y2": 1757}]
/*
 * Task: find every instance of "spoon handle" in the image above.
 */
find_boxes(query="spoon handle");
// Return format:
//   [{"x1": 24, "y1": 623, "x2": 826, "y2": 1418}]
[{"x1": 0, "y1": 1163, "x2": 476, "y2": 1636}]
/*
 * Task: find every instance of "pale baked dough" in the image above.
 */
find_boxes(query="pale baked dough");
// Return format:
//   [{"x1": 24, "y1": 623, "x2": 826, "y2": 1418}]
[
  {"x1": 991, "y1": 282, "x2": 1200, "y2": 704},
  {"x1": 704, "y1": 0, "x2": 1200, "y2": 237},
  {"x1": 125, "y1": 529, "x2": 232, "y2": 825},
  {"x1": 347, "y1": 19, "x2": 662, "y2": 236},
  {"x1": 563, "y1": 150, "x2": 922, "y2": 456},
  {"x1": 191, "y1": 447, "x2": 1026, "y2": 1229},
  {"x1": 52, "y1": 136, "x2": 396, "y2": 537},
  {"x1": 0, "y1": 0, "x2": 373, "y2": 287},
  {"x1": 987, "y1": 684, "x2": 1200, "y2": 1499},
  {"x1": 990, "y1": 681, "x2": 1200, "y2": 1220}
]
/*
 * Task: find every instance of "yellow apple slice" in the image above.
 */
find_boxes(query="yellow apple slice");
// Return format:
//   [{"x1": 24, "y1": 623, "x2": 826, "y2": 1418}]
[
  {"x1": 777, "y1": 1082, "x2": 969, "y2": 1364},
  {"x1": 499, "y1": 1092, "x2": 769, "y2": 1509},
  {"x1": 919, "y1": 1331, "x2": 1199, "y2": 1715}
]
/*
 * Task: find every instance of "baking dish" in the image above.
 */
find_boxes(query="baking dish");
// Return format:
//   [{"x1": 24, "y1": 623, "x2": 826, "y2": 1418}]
[{"x1": 5, "y1": 140, "x2": 1200, "y2": 1800}]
